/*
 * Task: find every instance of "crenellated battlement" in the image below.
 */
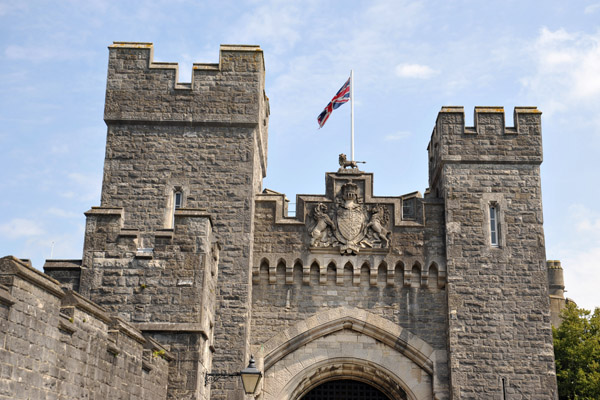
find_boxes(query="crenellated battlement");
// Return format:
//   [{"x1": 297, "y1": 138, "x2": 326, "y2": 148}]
[
  {"x1": 431, "y1": 106, "x2": 541, "y2": 136},
  {"x1": 104, "y1": 42, "x2": 269, "y2": 126},
  {"x1": 80, "y1": 206, "x2": 218, "y2": 331},
  {"x1": 428, "y1": 106, "x2": 543, "y2": 193}
]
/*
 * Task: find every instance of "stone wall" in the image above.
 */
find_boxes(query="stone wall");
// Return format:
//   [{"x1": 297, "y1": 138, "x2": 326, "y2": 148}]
[
  {"x1": 250, "y1": 171, "x2": 450, "y2": 399},
  {"x1": 429, "y1": 106, "x2": 558, "y2": 398},
  {"x1": 0, "y1": 256, "x2": 171, "y2": 400}
]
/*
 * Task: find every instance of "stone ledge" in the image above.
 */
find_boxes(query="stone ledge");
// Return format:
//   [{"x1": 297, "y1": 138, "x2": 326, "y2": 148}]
[
  {"x1": 143, "y1": 334, "x2": 175, "y2": 361},
  {"x1": 110, "y1": 317, "x2": 147, "y2": 344},
  {"x1": 43, "y1": 259, "x2": 82, "y2": 271},
  {"x1": 84, "y1": 206, "x2": 124, "y2": 217},
  {"x1": 57, "y1": 313, "x2": 77, "y2": 335},
  {"x1": 136, "y1": 322, "x2": 209, "y2": 337},
  {"x1": 119, "y1": 228, "x2": 139, "y2": 237},
  {"x1": 61, "y1": 290, "x2": 113, "y2": 324},
  {"x1": 103, "y1": 119, "x2": 260, "y2": 128},
  {"x1": 174, "y1": 208, "x2": 213, "y2": 226},
  {"x1": 0, "y1": 283, "x2": 15, "y2": 307},
  {"x1": 0, "y1": 256, "x2": 64, "y2": 298}
]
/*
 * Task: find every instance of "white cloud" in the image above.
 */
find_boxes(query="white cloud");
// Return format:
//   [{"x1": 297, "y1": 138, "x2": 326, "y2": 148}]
[
  {"x1": 384, "y1": 131, "x2": 412, "y2": 141},
  {"x1": 0, "y1": 2, "x2": 28, "y2": 17},
  {"x1": 520, "y1": 27, "x2": 600, "y2": 116},
  {"x1": 47, "y1": 207, "x2": 81, "y2": 219},
  {"x1": 4, "y1": 44, "x2": 95, "y2": 63},
  {"x1": 50, "y1": 144, "x2": 70, "y2": 154},
  {"x1": 561, "y1": 246, "x2": 600, "y2": 311},
  {"x1": 584, "y1": 3, "x2": 600, "y2": 14},
  {"x1": 568, "y1": 204, "x2": 600, "y2": 243},
  {"x1": 66, "y1": 172, "x2": 102, "y2": 202},
  {"x1": 395, "y1": 63, "x2": 438, "y2": 79},
  {"x1": 230, "y1": 1, "x2": 309, "y2": 54},
  {"x1": 0, "y1": 218, "x2": 45, "y2": 238},
  {"x1": 5, "y1": 45, "x2": 59, "y2": 62},
  {"x1": 554, "y1": 204, "x2": 600, "y2": 310}
]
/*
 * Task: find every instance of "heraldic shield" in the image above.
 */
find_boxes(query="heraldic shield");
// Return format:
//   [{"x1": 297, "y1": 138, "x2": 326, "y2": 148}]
[
  {"x1": 336, "y1": 206, "x2": 366, "y2": 242},
  {"x1": 333, "y1": 182, "x2": 368, "y2": 252}
]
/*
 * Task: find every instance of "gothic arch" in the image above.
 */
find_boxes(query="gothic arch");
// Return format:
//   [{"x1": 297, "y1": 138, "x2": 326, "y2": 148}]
[
  {"x1": 287, "y1": 358, "x2": 411, "y2": 400},
  {"x1": 258, "y1": 307, "x2": 437, "y2": 400},
  {"x1": 425, "y1": 257, "x2": 446, "y2": 288}
]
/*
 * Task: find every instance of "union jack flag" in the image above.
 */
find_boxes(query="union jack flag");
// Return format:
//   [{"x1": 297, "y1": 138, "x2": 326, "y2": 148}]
[{"x1": 317, "y1": 77, "x2": 351, "y2": 128}]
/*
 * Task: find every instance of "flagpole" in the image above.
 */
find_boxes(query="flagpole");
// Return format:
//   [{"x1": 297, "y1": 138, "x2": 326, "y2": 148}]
[{"x1": 350, "y1": 69, "x2": 355, "y2": 161}]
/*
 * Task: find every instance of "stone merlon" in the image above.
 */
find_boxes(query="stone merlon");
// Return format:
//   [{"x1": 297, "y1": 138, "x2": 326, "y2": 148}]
[
  {"x1": 104, "y1": 41, "x2": 269, "y2": 126},
  {"x1": 428, "y1": 106, "x2": 543, "y2": 191}
]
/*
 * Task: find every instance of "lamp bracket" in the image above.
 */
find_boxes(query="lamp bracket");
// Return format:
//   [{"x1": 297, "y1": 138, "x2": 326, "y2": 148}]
[{"x1": 205, "y1": 372, "x2": 241, "y2": 386}]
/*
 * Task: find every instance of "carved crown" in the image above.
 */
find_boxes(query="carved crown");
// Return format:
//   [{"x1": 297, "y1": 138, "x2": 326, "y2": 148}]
[{"x1": 341, "y1": 182, "x2": 359, "y2": 201}]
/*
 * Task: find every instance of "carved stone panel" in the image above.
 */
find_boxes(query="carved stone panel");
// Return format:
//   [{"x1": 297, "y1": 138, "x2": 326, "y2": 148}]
[{"x1": 307, "y1": 180, "x2": 392, "y2": 255}]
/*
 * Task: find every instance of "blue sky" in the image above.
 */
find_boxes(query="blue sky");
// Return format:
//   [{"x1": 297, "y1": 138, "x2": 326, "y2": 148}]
[{"x1": 1, "y1": 0, "x2": 599, "y2": 310}]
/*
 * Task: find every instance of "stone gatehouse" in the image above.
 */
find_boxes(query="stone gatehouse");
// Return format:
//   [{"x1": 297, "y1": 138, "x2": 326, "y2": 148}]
[{"x1": 0, "y1": 42, "x2": 558, "y2": 400}]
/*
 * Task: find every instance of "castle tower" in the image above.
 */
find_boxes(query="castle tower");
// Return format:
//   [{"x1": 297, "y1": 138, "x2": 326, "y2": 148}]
[
  {"x1": 547, "y1": 260, "x2": 567, "y2": 328},
  {"x1": 79, "y1": 42, "x2": 269, "y2": 400},
  {"x1": 428, "y1": 106, "x2": 558, "y2": 398},
  {"x1": 1, "y1": 42, "x2": 565, "y2": 400}
]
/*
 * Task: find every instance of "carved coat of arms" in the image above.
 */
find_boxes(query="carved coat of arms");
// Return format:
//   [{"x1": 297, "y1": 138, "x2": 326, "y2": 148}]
[
  {"x1": 307, "y1": 182, "x2": 391, "y2": 255},
  {"x1": 333, "y1": 182, "x2": 367, "y2": 254}
]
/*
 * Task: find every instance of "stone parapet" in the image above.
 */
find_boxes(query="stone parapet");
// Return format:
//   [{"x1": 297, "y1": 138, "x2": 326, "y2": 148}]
[
  {"x1": 0, "y1": 256, "x2": 170, "y2": 400},
  {"x1": 81, "y1": 206, "x2": 218, "y2": 329},
  {"x1": 428, "y1": 106, "x2": 543, "y2": 193},
  {"x1": 43, "y1": 259, "x2": 82, "y2": 291},
  {"x1": 104, "y1": 42, "x2": 267, "y2": 125}
]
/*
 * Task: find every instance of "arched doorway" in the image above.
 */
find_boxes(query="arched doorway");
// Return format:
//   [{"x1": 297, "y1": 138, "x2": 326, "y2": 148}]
[
  {"x1": 300, "y1": 379, "x2": 393, "y2": 400},
  {"x1": 259, "y1": 308, "x2": 439, "y2": 400}
]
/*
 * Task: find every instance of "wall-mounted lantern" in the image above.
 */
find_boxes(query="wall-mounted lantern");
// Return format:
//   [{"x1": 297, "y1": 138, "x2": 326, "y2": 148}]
[{"x1": 205, "y1": 355, "x2": 263, "y2": 395}]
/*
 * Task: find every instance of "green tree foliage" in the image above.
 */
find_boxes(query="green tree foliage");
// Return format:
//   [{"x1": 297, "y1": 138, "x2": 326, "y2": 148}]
[{"x1": 553, "y1": 302, "x2": 600, "y2": 399}]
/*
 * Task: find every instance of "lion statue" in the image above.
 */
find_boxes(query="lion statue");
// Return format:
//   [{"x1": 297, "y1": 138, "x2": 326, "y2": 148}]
[
  {"x1": 310, "y1": 203, "x2": 336, "y2": 247},
  {"x1": 366, "y1": 205, "x2": 391, "y2": 247},
  {"x1": 338, "y1": 153, "x2": 366, "y2": 170}
]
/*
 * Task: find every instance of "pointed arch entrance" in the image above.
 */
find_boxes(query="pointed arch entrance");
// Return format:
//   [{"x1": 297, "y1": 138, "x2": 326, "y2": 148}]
[
  {"x1": 256, "y1": 307, "x2": 441, "y2": 400},
  {"x1": 288, "y1": 358, "x2": 409, "y2": 400}
]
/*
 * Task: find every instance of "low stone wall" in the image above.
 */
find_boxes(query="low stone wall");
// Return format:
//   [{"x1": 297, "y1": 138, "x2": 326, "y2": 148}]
[{"x1": 0, "y1": 256, "x2": 171, "y2": 400}]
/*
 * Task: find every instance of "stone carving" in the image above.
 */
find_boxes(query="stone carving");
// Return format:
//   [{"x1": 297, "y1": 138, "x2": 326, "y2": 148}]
[
  {"x1": 365, "y1": 204, "x2": 391, "y2": 247},
  {"x1": 338, "y1": 153, "x2": 366, "y2": 170},
  {"x1": 333, "y1": 182, "x2": 368, "y2": 254},
  {"x1": 307, "y1": 183, "x2": 392, "y2": 254},
  {"x1": 309, "y1": 203, "x2": 336, "y2": 247}
]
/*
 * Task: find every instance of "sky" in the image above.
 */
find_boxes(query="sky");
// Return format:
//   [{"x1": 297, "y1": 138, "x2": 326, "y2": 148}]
[{"x1": 0, "y1": 0, "x2": 599, "y2": 310}]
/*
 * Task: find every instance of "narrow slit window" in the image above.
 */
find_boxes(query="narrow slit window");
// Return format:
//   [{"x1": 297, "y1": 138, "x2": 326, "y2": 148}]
[
  {"x1": 489, "y1": 204, "x2": 499, "y2": 247},
  {"x1": 171, "y1": 190, "x2": 183, "y2": 228},
  {"x1": 174, "y1": 191, "x2": 183, "y2": 210}
]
